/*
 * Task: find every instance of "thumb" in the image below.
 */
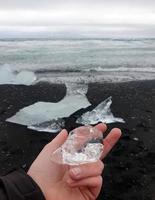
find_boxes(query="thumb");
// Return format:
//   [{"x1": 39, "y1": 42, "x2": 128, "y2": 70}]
[{"x1": 47, "y1": 129, "x2": 68, "y2": 152}]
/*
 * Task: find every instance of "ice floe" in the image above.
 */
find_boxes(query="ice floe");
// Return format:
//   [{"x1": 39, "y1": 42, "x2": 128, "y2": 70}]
[
  {"x1": 76, "y1": 97, "x2": 125, "y2": 125},
  {"x1": 7, "y1": 95, "x2": 90, "y2": 126},
  {"x1": 0, "y1": 65, "x2": 36, "y2": 85},
  {"x1": 65, "y1": 82, "x2": 88, "y2": 96},
  {"x1": 28, "y1": 119, "x2": 65, "y2": 133},
  {"x1": 6, "y1": 81, "x2": 124, "y2": 133}
]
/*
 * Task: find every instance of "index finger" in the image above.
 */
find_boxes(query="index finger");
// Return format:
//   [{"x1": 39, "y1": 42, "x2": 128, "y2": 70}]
[{"x1": 95, "y1": 123, "x2": 107, "y2": 133}]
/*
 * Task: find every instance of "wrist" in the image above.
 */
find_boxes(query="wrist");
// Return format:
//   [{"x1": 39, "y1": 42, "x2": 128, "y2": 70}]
[{"x1": 27, "y1": 170, "x2": 47, "y2": 199}]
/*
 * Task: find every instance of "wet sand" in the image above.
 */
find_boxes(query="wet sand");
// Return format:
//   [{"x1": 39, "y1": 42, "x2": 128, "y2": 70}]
[{"x1": 0, "y1": 80, "x2": 155, "y2": 200}]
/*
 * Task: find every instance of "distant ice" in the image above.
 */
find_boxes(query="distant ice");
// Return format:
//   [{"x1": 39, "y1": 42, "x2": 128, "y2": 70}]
[
  {"x1": 65, "y1": 82, "x2": 88, "y2": 96},
  {"x1": 76, "y1": 97, "x2": 125, "y2": 125},
  {"x1": 0, "y1": 65, "x2": 36, "y2": 85}
]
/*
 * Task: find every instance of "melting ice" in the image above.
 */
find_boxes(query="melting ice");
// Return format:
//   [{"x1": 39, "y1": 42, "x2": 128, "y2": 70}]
[
  {"x1": 7, "y1": 83, "x2": 90, "y2": 133},
  {"x1": 0, "y1": 65, "x2": 36, "y2": 86},
  {"x1": 51, "y1": 126, "x2": 104, "y2": 165},
  {"x1": 76, "y1": 96, "x2": 125, "y2": 125},
  {"x1": 28, "y1": 119, "x2": 65, "y2": 133},
  {"x1": 7, "y1": 83, "x2": 91, "y2": 133},
  {"x1": 6, "y1": 80, "x2": 124, "y2": 133}
]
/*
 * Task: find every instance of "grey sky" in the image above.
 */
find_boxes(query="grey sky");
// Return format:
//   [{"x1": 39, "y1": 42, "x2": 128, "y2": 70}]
[
  {"x1": 0, "y1": 0, "x2": 155, "y2": 25},
  {"x1": 0, "y1": 0, "x2": 155, "y2": 10},
  {"x1": 0, "y1": 0, "x2": 155, "y2": 38}
]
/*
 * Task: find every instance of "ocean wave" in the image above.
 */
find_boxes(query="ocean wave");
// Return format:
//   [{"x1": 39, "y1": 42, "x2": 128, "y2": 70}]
[
  {"x1": 35, "y1": 65, "x2": 155, "y2": 74},
  {"x1": 84, "y1": 66, "x2": 155, "y2": 73},
  {"x1": 37, "y1": 70, "x2": 155, "y2": 85},
  {"x1": 0, "y1": 63, "x2": 155, "y2": 85}
]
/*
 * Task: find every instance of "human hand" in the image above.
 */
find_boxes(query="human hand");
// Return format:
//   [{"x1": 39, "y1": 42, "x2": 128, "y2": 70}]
[{"x1": 27, "y1": 124, "x2": 121, "y2": 200}]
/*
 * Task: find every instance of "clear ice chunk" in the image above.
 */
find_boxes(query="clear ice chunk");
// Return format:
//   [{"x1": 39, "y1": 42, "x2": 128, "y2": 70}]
[
  {"x1": 6, "y1": 82, "x2": 91, "y2": 133},
  {"x1": 15, "y1": 71, "x2": 37, "y2": 85},
  {"x1": 65, "y1": 82, "x2": 88, "y2": 96},
  {"x1": 7, "y1": 95, "x2": 91, "y2": 127},
  {"x1": 51, "y1": 126, "x2": 104, "y2": 165},
  {"x1": 76, "y1": 96, "x2": 125, "y2": 125},
  {"x1": 28, "y1": 119, "x2": 65, "y2": 133},
  {"x1": 0, "y1": 64, "x2": 36, "y2": 85}
]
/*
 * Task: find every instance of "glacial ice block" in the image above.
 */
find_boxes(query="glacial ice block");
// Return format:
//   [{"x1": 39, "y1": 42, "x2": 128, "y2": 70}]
[
  {"x1": 0, "y1": 65, "x2": 36, "y2": 85},
  {"x1": 76, "y1": 97, "x2": 125, "y2": 125},
  {"x1": 7, "y1": 94, "x2": 91, "y2": 127},
  {"x1": 51, "y1": 126, "x2": 104, "y2": 165},
  {"x1": 66, "y1": 82, "x2": 88, "y2": 96},
  {"x1": 28, "y1": 119, "x2": 65, "y2": 133}
]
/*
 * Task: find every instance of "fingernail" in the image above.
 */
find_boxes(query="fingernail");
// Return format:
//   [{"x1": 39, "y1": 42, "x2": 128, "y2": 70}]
[{"x1": 71, "y1": 167, "x2": 81, "y2": 177}]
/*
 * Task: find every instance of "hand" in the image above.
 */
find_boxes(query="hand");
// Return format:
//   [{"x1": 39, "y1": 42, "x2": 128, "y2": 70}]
[{"x1": 27, "y1": 124, "x2": 121, "y2": 200}]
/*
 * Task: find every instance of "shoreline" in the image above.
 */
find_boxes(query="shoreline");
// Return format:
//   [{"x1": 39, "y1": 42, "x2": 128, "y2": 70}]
[{"x1": 0, "y1": 79, "x2": 155, "y2": 200}]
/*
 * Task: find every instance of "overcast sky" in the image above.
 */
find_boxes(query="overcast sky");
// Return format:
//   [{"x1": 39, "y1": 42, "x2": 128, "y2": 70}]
[
  {"x1": 0, "y1": 0, "x2": 155, "y2": 10},
  {"x1": 0, "y1": 0, "x2": 155, "y2": 38}
]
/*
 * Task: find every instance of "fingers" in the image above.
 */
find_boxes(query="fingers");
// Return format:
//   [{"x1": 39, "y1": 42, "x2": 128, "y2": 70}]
[
  {"x1": 67, "y1": 175, "x2": 102, "y2": 188},
  {"x1": 46, "y1": 123, "x2": 107, "y2": 153},
  {"x1": 45, "y1": 124, "x2": 121, "y2": 161},
  {"x1": 69, "y1": 160, "x2": 104, "y2": 180},
  {"x1": 45, "y1": 123, "x2": 106, "y2": 151},
  {"x1": 67, "y1": 176, "x2": 103, "y2": 199},
  {"x1": 66, "y1": 160, "x2": 104, "y2": 198},
  {"x1": 94, "y1": 124, "x2": 122, "y2": 159},
  {"x1": 101, "y1": 128, "x2": 122, "y2": 159},
  {"x1": 95, "y1": 123, "x2": 107, "y2": 133},
  {"x1": 45, "y1": 129, "x2": 68, "y2": 152}
]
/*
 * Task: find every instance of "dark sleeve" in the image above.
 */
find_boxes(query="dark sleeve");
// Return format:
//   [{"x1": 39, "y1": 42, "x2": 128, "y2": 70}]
[{"x1": 0, "y1": 169, "x2": 45, "y2": 200}]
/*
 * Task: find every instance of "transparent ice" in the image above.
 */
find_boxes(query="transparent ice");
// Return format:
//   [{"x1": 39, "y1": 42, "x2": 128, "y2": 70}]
[
  {"x1": 65, "y1": 82, "x2": 88, "y2": 96},
  {"x1": 28, "y1": 119, "x2": 65, "y2": 133},
  {"x1": 76, "y1": 97, "x2": 125, "y2": 125},
  {"x1": 51, "y1": 126, "x2": 104, "y2": 165},
  {"x1": 0, "y1": 64, "x2": 36, "y2": 86},
  {"x1": 6, "y1": 83, "x2": 91, "y2": 133},
  {"x1": 7, "y1": 95, "x2": 90, "y2": 126}
]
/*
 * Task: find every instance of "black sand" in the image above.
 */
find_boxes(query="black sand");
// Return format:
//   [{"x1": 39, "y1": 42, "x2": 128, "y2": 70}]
[{"x1": 0, "y1": 80, "x2": 155, "y2": 200}]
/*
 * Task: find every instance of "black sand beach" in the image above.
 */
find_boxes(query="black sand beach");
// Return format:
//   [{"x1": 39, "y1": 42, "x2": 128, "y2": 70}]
[{"x1": 0, "y1": 80, "x2": 155, "y2": 200}]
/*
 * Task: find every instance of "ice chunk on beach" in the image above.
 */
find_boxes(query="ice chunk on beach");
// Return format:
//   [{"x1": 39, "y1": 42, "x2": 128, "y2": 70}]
[
  {"x1": 0, "y1": 65, "x2": 15, "y2": 83},
  {"x1": 28, "y1": 119, "x2": 65, "y2": 133},
  {"x1": 15, "y1": 71, "x2": 36, "y2": 85},
  {"x1": 0, "y1": 65, "x2": 36, "y2": 85},
  {"x1": 7, "y1": 82, "x2": 91, "y2": 133},
  {"x1": 76, "y1": 97, "x2": 125, "y2": 125},
  {"x1": 51, "y1": 126, "x2": 104, "y2": 165},
  {"x1": 66, "y1": 82, "x2": 88, "y2": 96},
  {"x1": 7, "y1": 94, "x2": 91, "y2": 127}
]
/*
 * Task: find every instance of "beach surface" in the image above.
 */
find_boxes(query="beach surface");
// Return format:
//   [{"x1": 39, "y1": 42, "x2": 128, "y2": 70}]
[{"x1": 0, "y1": 80, "x2": 155, "y2": 200}]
